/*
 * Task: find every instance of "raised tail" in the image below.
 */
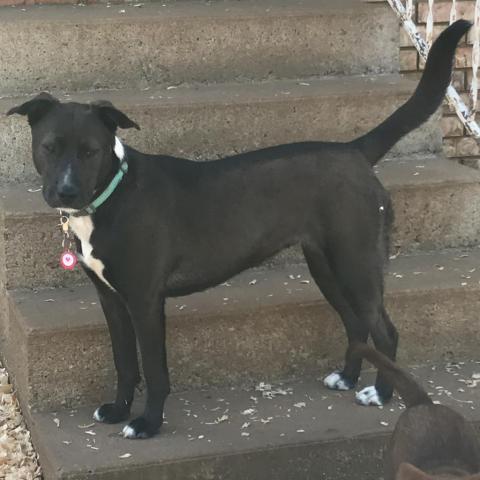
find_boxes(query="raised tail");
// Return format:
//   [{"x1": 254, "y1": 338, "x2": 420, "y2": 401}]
[
  {"x1": 349, "y1": 343, "x2": 432, "y2": 408},
  {"x1": 351, "y1": 19, "x2": 471, "y2": 166}
]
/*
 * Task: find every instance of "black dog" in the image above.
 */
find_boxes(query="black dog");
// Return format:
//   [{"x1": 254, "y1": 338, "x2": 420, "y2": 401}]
[
  {"x1": 350, "y1": 343, "x2": 480, "y2": 480},
  {"x1": 7, "y1": 21, "x2": 470, "y2": 439}
]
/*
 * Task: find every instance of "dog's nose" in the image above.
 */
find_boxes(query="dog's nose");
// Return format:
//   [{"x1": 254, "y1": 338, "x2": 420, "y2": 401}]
[{"x1": 57, "y1": 181, "x2": 79, "y2": 203}]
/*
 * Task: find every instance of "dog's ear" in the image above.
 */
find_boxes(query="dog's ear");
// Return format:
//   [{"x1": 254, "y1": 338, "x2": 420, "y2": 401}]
[
  {"x1": 6, "y1": 92, "x2": 59, "y2": 126},
  {"x1": 396, "y1": 463, "x2": 432, "y2": 480},
  {"x1": 91, "y1": 100, "x2": 140, "y2": 132}
]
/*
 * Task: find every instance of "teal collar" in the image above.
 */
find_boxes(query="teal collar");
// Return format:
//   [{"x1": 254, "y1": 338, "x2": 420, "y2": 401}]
[{"x1": 72, "y1": 137, "x2": 128, "y2": 217}]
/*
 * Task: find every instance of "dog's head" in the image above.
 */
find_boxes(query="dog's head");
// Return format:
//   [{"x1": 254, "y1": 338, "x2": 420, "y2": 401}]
[{"x1": 7, "y1": 92, "x2": 139, "y2": 210}]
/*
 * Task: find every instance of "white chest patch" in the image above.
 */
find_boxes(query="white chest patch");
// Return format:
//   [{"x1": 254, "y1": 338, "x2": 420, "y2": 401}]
[{"x1": 69, "y1": 215, "x2": 114, "y2": 290}]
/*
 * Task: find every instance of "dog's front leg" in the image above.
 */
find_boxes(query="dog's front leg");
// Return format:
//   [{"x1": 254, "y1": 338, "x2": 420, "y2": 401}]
[
  {"x1": 122, "y1": 296, "x2": 169, "y2": 439},
  {"x1": 92, "y1": 281, "x2": 140, "y2": 424}
]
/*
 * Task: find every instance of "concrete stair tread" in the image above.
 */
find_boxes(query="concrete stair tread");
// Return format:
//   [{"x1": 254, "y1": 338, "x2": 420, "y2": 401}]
[
  {"x1": 1, "y1": 74, "x2": 416, "y2": 111},
  {"x1": 0, "y1": 0, "x2": 382, "y2": 22},
  {"x1": 3, "y1": 154, "x2": 478, "y2": 215},
  {"x1": 10, "y1": 247, "x2": 480, "y2": 334},
  {"x1": 28, "y1": 363, "x2": 480, "y2": 479},
  {"x1": 375, "y1": 155, "x2": 480, "y2": 188}
]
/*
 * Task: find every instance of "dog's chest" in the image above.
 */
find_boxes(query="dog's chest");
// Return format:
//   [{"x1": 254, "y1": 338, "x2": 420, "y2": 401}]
[{"x1": 69, "y1": 216, "x2": 114, "y2": 290}]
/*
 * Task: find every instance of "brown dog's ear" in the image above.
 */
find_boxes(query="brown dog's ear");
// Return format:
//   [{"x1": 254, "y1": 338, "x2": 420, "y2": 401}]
[
  {"x1": 91, "y1": 100, "x2": 140, "y2": 132},
  {"x1": 6, "y1": 92, "x2": 59, "y2": 126},
  {"x1": 396, "y1": 463, "x2": 433, "y2": 480}
]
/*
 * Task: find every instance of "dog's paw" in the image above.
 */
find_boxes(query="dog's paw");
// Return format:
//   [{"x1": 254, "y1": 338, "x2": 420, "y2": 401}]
[
  {"x1": 94, "y1": 403, "x2": 130, "y2": 424},
  {"x1": 323, "y1": 371, "x2": 355, "y2": 391},
  {"x1": 355, "y1": 386, "x2": 384, "y2": 406},
  {"x1": 122, "y1": 416, "x2": 161, "y2": 439}
]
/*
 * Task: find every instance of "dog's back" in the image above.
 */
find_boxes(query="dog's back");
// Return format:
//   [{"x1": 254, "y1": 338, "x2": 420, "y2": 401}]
[{"x1": 350, "y1": 344, "x2": 480, "y2": 480}]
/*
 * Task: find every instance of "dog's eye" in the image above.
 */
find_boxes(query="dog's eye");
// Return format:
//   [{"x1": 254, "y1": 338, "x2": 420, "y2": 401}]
[
  {"x1": 83, "y1": 148, "x2": 98, "y2": 158},
  {"x1": 42, "y1": 143, "x2": 55, "y2": 153}
]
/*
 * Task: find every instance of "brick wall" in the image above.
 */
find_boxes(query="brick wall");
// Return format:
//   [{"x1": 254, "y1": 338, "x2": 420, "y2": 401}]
[{"x1": 400, "y1": 0, "x2": 480, "y2": 167}]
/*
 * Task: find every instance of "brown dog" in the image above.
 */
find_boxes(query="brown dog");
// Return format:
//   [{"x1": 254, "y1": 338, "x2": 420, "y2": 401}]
[{"x1": 350, "y1": 343, "x2": 480, "y2": 480}]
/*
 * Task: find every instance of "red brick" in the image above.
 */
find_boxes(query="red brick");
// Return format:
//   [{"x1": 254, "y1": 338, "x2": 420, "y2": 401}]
[
  {"x1": 457, "y1": 136, "x2": 480, "y2": 156},
  {"x1": 452, "y1": 69, "x2": 467, "y2": 91},
  {"x1": 441, "y1": 115, "x2": 465, "y2": 137},
  {"x1": 443, "y1": 137, "x2": 458, "y2": 157}
]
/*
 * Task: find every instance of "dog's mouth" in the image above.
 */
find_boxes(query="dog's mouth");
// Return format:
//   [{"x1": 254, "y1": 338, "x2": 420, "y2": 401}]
[{"x1": 42, "y1": 184, "x2": 90, "y2": 211}]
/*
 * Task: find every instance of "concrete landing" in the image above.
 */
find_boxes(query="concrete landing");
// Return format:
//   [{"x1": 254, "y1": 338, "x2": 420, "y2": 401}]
[{"x1": 28, "y1": 363, "x2": 480, "y2": 479}]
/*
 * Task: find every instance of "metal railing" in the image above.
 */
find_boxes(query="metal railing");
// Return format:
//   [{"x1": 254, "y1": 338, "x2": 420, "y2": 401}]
[{"x1": 388, "y1": 0, "x2": 480, "y2": 137}]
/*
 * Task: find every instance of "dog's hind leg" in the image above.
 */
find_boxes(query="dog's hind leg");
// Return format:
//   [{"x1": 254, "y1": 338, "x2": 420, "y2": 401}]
[
  {"x1": 323, "y1": 246, "x2": 398, "y2": 406},
  {"x1": 302, "y1": 245, "x2": 369, "y2": 391},
  {"x1": 92, "y1": 282, "x2": 141, "y2": 424},
  {"x1": 355, "y1": 306, "x2": 398, "y2": 406}
]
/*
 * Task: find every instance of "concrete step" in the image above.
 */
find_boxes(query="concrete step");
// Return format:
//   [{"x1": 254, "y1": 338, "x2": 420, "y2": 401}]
[
  {"x1": 25, "y1": 363, "x2": 480, "y2": 480},
  {"x1": 0, "y1": 0, "x2": 398, "y2": 96},
  {"x1": 0, "y1": 74, "x2": 440, "y2": 182},
  {"x1": 2, "y1": 156, "x2": 480, "y2": 290},
  {"x1": 4, "y1": 247, "x2": 480, "y2": 411}
]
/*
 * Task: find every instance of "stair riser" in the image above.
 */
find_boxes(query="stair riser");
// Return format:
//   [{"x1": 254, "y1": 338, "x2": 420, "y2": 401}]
[
  {"x1": 33, "y1": 432, "x2": 386, "y2": 480},
  {"x1": 0, "y1": 3, "x2": 397, "y2": 96},
  {"x1": 7, "y1": 286, "x2": 480, "y2": 411},
  {"x1": 1, "y1": 89, "x2": 440, "y2": 183},
  {"x1": 390, "y1": 182, "x2": 480, "y2": 251},
  {"x1": 5, "y1": 176, "x2": 479, "y2": 290}
]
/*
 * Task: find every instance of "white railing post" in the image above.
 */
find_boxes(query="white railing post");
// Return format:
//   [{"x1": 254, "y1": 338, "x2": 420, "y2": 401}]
[
  {"x1": 406, "y1": 0, "x2": 413, "y2": 20},
  {"x1": 450, "y1": 0, "x2": 457, "y2": 24},
  {"x1": 426, "y1": 0, "x2": 435, "y2": 46}
]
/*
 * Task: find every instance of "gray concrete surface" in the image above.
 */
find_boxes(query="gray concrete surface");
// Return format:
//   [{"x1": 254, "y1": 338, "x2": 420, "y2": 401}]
[
  {"x1": 25, "y1": 364, "x2": 480, "y2": 479},
  {"x1": 0, "y1": 0, "x2": 397, "y2": 95},
  {"x1": 5, "y1": 248, "x2": 480, "y2": 411}
]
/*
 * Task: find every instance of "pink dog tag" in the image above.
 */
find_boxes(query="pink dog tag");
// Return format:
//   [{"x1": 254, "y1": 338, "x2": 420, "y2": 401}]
[{"x1": 60, "y1": 250, "x2": 78, "y2": 270}]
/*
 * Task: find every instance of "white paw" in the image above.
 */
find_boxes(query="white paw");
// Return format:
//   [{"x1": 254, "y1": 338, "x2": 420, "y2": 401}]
[
  {"x1": 93, "y1": 408, "x2": 104, "y2": 422},
  {"x1": 356, "y1": 386, "x2": 383, "y2": 406},
  {"x1": 323, "y1": 372, "x2": 352, "y2": 391},
  {"x1": 122, "y1": 425, "x2": 136, "y2": 439}
]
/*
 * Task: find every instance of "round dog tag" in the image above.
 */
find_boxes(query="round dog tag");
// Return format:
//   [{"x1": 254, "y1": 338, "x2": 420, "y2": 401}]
[{"x1": 60, "y1": 250, "x2": 78, "y2": 270}]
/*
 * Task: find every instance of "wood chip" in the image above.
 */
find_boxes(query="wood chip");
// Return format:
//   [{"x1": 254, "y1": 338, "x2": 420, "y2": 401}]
[
  {"x1": 78, "y1": 423, "x2": 95, "y2": 429},
  {"x1": 0, "y1": 362, "x2": 41, "y2": 478}
]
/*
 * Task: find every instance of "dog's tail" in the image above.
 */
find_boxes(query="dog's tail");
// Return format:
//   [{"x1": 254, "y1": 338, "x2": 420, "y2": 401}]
[
  {"x1": 349, "y1": 343, "x2": 432, "y2": 408},
  {"x1": 351, "y1": 19, "x2": 471, "y2": 166}
]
